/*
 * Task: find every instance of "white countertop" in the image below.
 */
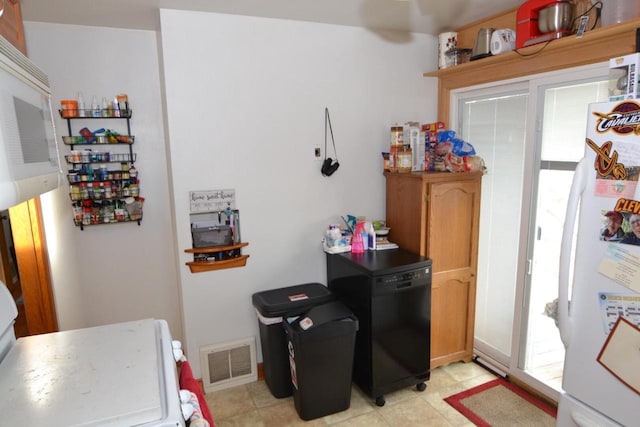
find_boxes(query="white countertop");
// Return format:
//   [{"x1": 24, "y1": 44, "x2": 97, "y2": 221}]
[{"x1": 0, "y1": 319, "x2": 166, "y2": 426}]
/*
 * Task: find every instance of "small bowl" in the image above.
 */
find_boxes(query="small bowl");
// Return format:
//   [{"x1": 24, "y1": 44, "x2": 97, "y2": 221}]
[{"x1": 375, "y1": 227, "x2": 390, "y2": 236}]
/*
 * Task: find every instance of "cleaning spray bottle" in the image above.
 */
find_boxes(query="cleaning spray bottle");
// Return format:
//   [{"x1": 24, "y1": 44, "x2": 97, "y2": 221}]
[{"x1": 351, "y1": 222, "x2": 365, "y2": 254}]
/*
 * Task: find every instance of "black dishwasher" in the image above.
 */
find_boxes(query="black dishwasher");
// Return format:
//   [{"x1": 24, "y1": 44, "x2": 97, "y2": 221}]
[{"x1": 326, "y1": 249, "x2": 431, "y2": 407}]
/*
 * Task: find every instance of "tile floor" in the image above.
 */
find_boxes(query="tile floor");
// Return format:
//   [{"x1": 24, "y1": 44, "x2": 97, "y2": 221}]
[{"x1": 204, "y1": 361, "x2": 499, "y2": 426}]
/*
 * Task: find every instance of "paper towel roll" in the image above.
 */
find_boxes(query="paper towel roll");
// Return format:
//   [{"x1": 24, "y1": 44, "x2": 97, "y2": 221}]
[{"x1": 438, "y1": 32, "x2": 458, "y2": 69}]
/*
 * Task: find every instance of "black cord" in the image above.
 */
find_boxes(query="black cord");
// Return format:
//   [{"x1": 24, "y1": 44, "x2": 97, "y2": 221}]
[
  {"x1": 569, "y1": 1, "x2": 603, "y2": 32},
  {"x1": 514, "y1": 40, "x2": 553, "y2": 58},
  {"x1": 324, "y1": 108, "x2": 338, "y2": 162}
]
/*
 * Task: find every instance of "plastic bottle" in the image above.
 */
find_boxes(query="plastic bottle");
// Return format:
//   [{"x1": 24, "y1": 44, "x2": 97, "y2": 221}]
[
  {"x1": 113, "y1": 98, "x2": 121, "y2": 117},
  {"x1": 101, "y1": 97, "x2": 109, "y2": 117},
  {"x1": 351, "y1": 222, "x2": 365, "y2": 253},
  {"x1": 364, "y1": 221, "x2": 376, "y2": 250},
  {"x1": 91, "y1": 96, "x2": 100, "y2": 117},
  {"x1": 77, "y1": 92, "x2": 86, "y2": 117}
]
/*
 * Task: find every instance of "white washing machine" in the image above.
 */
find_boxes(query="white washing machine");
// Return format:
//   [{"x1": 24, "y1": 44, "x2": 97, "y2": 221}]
[{"x1": 0, "y1": 283, "x2": 185, "y2": 426}]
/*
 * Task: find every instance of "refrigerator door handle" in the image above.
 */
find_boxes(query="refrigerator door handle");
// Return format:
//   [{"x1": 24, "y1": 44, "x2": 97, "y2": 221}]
[
  {"x1": 559, "y1": 157, "x2": 589, "y2": 348},
  {"x1": 571, "y1": 410, "x2": 609, "y2": 427}
]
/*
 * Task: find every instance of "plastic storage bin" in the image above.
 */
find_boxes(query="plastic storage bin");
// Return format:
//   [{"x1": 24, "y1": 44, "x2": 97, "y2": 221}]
[
  {"x1": 284, "y1": 301, "x2": 358, "y2": 421},
  {"x1": 252, "y1": 283, "x2": 334, "y2": 398},
  {"x1": 601, "y1": 0, "x2": 640, "y2": 27}
]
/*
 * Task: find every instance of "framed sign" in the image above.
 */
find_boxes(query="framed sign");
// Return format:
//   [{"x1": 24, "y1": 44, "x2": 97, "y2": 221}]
[{"x1": 189, "y1": 189, "x2": 236, "y2": 213}]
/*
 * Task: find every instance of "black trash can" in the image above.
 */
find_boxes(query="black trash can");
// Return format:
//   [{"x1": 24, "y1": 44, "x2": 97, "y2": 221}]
[
  {"x1": 284, "y1": 301, "x2": 358, "y2": 421},
  {"x1": 252, "y1": 283, "x2": 334, "y2": 398}
]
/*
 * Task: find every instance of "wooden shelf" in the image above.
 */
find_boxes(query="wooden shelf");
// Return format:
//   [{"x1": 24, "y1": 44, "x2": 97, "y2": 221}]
[
  {"x1": 184, "y1": 242, "x2": 249, "y2": 273},
  {"x1": 186, "y1": 255, "x2": 250, "y2": 273},
  {"x1": 185, "y1": 242, "x2": 248, "y2": 253},
  {"x1": 426, "y1": 19, "x2": 640, "y2": 126}
]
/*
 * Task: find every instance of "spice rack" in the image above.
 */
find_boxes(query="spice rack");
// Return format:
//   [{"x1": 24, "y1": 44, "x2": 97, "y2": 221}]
[{"x1": 60, "y1": 109, "x2": 143, "y2": 230}]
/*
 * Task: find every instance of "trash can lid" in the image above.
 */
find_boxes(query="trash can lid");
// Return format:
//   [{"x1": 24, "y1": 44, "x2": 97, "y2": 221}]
[
  {"x1": 252, "y1": 282, "x2": 334, "y2": 317},
  {"x1": 293, "y1": 301, "x2": 358, "y2": 332}
]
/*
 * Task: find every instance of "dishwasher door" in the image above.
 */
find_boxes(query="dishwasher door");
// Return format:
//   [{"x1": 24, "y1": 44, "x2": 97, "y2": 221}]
[{"x1": 370, "y1": 271, "x2": 431, "y2": 396}]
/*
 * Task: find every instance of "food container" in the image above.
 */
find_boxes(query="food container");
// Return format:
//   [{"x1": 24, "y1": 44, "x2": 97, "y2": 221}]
[
  {"x1": 389, "y1": 126, "x2": 403, "y2": 173},
  {"x1": 445, "y1": 48, "x2": 472, "y2": 67},
  {"x1": 397, "y1": 145, "x2": 412, "y2": 173},
  {"x1": 60, "y1": 100, "x2": 78, "y2": 118}
]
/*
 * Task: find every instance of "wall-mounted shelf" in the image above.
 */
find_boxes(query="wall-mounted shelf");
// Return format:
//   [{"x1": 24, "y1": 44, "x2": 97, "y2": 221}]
[
  {"x1": 185, "y1": 242, "x2": 250, "y2": 273},
  {"x1": 60, "y1": 108, "x2": 143, "y2": 230},
  {"x1": 425, "y1": 18, "x2": 640, "y2": 126}
]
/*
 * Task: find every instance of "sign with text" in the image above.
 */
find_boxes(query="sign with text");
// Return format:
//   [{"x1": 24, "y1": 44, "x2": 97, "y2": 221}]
[{"x1": 189, "y1": 189, "x2": 236, "y2": 213}]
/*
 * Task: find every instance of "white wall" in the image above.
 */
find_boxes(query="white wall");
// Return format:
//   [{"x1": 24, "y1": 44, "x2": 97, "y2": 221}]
[
  {"x1": 23, "y1": 22, "x2": 183, "y2": 341},
  {"x1": 160, "y1": 10, "x2": 437, "y2": 377},
  {"x1": 23, "y1": 11, "x2": 438, "y2": 379}
]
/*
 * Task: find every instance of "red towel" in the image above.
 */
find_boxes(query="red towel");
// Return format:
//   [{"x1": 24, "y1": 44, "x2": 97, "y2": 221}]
[{"x1": 179, "y1": 360, "x2": 214, "y2": 426}]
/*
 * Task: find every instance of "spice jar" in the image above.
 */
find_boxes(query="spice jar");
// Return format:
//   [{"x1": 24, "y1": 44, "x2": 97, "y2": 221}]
[
  {"x1": 389, "y1": 126, "x2": 404, "y2": 173},
  {"x1": 397, "y1": 145, "x2": 413, "y2": 173}
]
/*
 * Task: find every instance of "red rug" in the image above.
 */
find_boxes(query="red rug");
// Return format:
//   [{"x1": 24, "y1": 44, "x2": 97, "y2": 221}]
[{"x1": 444, "y1": 378, "x2": 557, "y2": 426}]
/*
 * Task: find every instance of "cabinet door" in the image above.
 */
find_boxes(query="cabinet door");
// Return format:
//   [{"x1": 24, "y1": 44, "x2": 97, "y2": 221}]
[
  {"x1": 427, "y1": 178, "x2": 481, "y2": 366},
  {"x1": 385, "y1": 174, "x2": 425, "y2": 256},
  {"x1": 0, "y1": 0, "x2": 26, "y2": 55},
  {"x1": 431, "y1": 275, "x2": 475, "y2": 365},
  {"x1": 426, "y1": 179, "x2": 480, "y2": 273}
]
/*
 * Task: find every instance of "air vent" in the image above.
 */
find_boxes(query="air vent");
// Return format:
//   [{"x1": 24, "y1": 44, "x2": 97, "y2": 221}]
[
  {"x1": 200, "y1": 337, "x2": 257, "y2": 393},
  {"x1": 0, "y1": 36, "x2": 50, "y2": 92}
]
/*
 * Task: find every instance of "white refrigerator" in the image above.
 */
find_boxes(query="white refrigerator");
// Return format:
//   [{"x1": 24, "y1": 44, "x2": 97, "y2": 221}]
[{"x1": 557, "y1": 100, "x2": 640, "y2": 426}]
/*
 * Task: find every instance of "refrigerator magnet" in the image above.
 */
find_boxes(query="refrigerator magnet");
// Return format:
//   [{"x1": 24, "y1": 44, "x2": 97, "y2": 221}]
[
  {"x1": 598, "y1": 244, "x2": 640, "y2": 293},
  {"x1": 597, "y1": 316, "x2": 640, "y2": 396}
]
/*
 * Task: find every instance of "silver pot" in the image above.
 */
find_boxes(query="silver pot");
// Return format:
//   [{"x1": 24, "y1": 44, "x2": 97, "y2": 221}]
[{"x1": 538, "y1": 1, "x2": 574, "y2": 34}]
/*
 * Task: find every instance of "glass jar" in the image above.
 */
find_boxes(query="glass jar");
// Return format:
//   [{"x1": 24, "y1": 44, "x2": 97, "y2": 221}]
[
  {"x1": 390, "y1": 126, "x2": 403, "y2": 146},
  {"x1": 398, "y1": 145, "x2": 412, "y2": 173}
]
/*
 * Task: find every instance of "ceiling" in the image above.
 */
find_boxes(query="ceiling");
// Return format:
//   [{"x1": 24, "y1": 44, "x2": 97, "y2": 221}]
[{"x1": 20, "y1": 0, "x2": 522, "y2": 35}]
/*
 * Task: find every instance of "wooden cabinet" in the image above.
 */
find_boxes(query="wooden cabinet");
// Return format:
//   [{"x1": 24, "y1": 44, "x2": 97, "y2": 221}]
[
  {"x1": 385, "y1": 171, "x2": 482, "y2": 369},
  {"x1": 0, "y1": 0, "x2": 26, "y2": 55}
]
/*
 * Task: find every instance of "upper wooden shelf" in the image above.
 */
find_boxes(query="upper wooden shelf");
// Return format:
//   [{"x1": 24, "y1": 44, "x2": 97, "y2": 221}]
[{"x1": 425, "y1": 19, "x2": 640, "y2": 125}]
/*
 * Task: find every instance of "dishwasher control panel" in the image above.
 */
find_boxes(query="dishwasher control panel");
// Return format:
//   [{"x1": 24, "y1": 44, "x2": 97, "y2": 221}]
[{"x1": 375, "y1": 267, "x2": 431, "y2": 286}]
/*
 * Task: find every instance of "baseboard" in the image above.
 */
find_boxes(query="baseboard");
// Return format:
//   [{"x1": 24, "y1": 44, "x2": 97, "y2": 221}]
[{"x1": 257, "y1": 362, "x2": 264, "y2": 380}]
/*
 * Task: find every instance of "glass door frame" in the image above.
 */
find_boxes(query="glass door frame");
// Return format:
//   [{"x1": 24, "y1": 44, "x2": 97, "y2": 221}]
[{"x1": 449, "y1": 62, "x2": 609, "y2": 402}]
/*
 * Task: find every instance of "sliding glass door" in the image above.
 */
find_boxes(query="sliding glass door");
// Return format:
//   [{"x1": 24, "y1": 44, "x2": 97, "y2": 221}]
[
  {"x1": 522, "y1": 79, "x2": 608, "y2": 390},
  {"x1": 458, "y1": 85, "x2": 528, "y2": 369},
  {"x1": 452, "y1": 63, "x2": 609, "y2": 400}
]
